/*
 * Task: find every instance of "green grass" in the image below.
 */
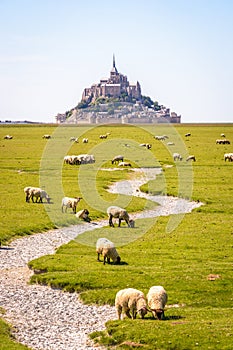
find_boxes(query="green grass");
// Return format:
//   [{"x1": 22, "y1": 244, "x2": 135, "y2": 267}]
[
  {"x1": 0, "y1": 315, "x2": 30, "y2": 350},
  {"x1": 1, "y1": 123, "x2": 233, "y2": 349}
]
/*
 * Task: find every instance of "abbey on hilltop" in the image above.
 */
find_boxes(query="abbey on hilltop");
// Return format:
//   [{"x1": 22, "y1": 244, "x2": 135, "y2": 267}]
[
  {"x1": 55, "y1": 56, "x2": 181, "y2": 124},
  {"x1": 82, "y1": 55, "x2": 142, "y2": 103}
]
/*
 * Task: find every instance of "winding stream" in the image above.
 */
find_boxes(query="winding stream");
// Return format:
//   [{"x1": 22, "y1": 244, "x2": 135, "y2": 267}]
[{"x1": 0, "y1": 167, "x2": 202, "y2": 350}]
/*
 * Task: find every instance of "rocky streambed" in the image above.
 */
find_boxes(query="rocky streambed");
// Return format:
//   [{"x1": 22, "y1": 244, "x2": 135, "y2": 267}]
[{"x1": 0, "y1": 168, "x2": 202, "y2": 350}]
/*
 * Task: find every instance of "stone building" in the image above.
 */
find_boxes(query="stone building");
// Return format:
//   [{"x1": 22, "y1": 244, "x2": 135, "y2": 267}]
[{"x1": 82, "y1": 55, "x2": 142, "y2": 103}]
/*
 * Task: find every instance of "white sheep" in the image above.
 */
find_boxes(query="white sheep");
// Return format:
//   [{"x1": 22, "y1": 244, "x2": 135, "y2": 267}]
[
  {"x1": 96, "y1": 238, "x2": 121, "y2": 265},
  {"x1": 224, "y1": 153, "x2": 233, "y2": 161},
  {"x1": 140, "y1": 143, "x2": 152, "y2": 149},
  {"x1": 43, "y1": 134, "x2": 51, "y2": 139},
  {"x1": 107, "y1": 206, "x2": 134, "y2": 228},
  {"x1": 186, "y1": 155, "x2": 196, "y2": 162},
  {"x1": 24, "y1": 186, "x2": 34, "y2": 202},
  {"x1": 61, "y1": 196, "x2": 82, "y2": 214},
  {"x1": 147, "y1": 286, "x2": 168, "y2": 320},
  {"x1": 185, "y1": 133, "x2": 191, "y2": 137},
  {"x1": 115, "y1": 288, "x2": 148, "y2": 320},
  {"x1": 28, "y1": 187, "x2": 51, "y2": 203},
  {"x1": 4, "y1": 135, "x2": 13, "y2": 139},
  {"x1": 173, "y1": 153, "x2": 182, "y2": 161},
  {"x1": 75, "y1": 209, "x2": 91, "y2": 222},
  {"x1": 118, "y1": 161, "x2": 132, "y2": 167},
  {"x1": 82, "y1": 138, "x2": 88, "y2": 143},
  {"x1": 99, "y1": 134, "x2": 108, "y2": 139},
  {"x1": 112, "y1": 155, "x2": 124, "y2": 164}
]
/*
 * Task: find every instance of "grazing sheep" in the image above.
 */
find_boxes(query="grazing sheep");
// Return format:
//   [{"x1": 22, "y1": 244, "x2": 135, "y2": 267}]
[
  {"x1": 75, "y1": 209, "x2": 91, "y2": 222},
  {"x1": 111, "y1": 155, "x2": 124, "y2": 164},
  {"x1": 115, "y1": 288, "x2": 148, "y2": 320},
  {"x1": 4, "y1": 135, "x2": 13, "y2": 139},
  {"x1": 167, "y1": 142, "x2": 175, "y2": 146},
  {"x1": 82, "y1": 138, "x2": 88, "y2": 143},
  {"x1": 28, "y1": 187, "x2": 51, "y2": 203},
  {"x1": 173, "y1": 153, "x2": 182, "y2": 161},
  {"x1": 224, "y1": 153, "x2": 233, "y2": 161},
  {"x1": 221, "y1": 133, "x2": 225, "y2": 137},
  {"x1": 24, "y1": 186, "x2": 33, "y2": 202},
  {"x1": 216, "y1": 139, "x2": 230, "y2": 144},
  {"x1": 96, "y1": 238, "x2": 121, "y2": 265},
  {"x1": 155, "y1": 135, "x2": 167, "y2": 141},
  {"x1": 61, "y1": 196, "x2": 82, "y2": 214},
  {"x1": 140, "y1": 143, "x2": 152, "y2": 149},
  {"x1": 43, "y1": 134, "x2": 51, "y2": 139},
  {"x1": 186, "y1": 155, "x2": 196, "y2": 162},
  {"x1": 147, "y1": 286, "x2": 168, "y2": 320},
  {"x1": 99, "y1": 134, "x2": 108, "y2": 139},
  {"x1": 185, "y1": 133, "x2": 191, "y2": 137},
  {"x1": 70, "y1": 137, "x2": 78, "y2": 143},
  {"x1": 107, "y1": 206, "x2": 134, "y2": 228},
  {"x1": 118, "y1": 161, "x2": 132, "y2": 167}
]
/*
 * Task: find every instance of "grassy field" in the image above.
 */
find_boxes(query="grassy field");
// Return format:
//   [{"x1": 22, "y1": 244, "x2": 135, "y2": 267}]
[{"x1": 0, "y1": 123, "x2": 233, "y2": 349}]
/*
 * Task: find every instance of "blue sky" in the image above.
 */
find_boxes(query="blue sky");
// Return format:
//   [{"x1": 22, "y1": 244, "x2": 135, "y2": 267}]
[{"x1": 0, "y1": 0, "x2": 232, "y2": 123}]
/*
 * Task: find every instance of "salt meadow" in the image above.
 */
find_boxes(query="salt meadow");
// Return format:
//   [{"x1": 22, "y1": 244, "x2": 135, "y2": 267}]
[{"x1": 0, "y1": 124, "x2": 233, "y2": 349}]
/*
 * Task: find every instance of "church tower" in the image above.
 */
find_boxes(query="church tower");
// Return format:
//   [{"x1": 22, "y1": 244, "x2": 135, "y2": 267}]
[{"x1": 110, "y1": 54, "x2": 118, "y2": 77}]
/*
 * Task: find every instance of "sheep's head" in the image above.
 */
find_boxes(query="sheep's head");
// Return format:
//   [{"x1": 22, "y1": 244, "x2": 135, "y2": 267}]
[
  {"x1": 152, "y1": 309, "x2": 165, "y2": 320},
  {"x1": 138, "y1": 307, "x2": 148, "y2": 319},
  {"x1": 115, "y1": 256, "x2": 121, "y2": 264}
]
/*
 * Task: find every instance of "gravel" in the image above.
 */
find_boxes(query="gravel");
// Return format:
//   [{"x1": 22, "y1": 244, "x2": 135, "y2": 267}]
[{"x1": 0, "y1": 167, "x2": 203, "y2": 349}]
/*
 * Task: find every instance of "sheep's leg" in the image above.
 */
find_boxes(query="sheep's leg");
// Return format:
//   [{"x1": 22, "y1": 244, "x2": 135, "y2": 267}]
[
  {"x1": 73, "y1": 206, "x2": 76, "y2": 214},
  {"x1": 97, "y1": 253, "x2": 101, "y2": 261},
  {"x1": 109, "y1": 214, "x2": 114, "y2": 227},
  {"x1": 118, "y1": 218, "x2": 122, "y2": 227},
  {"x1": 117, "y1": 306, "x2": 122, "y2": 320},
  {"x1": 125, "y1": 308, "x2": 132, "y2": 319}
]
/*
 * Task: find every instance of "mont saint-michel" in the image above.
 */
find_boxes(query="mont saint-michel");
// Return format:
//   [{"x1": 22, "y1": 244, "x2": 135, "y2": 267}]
[{"x1": 56, "y1": 56, "x2": 181, "y2": 124}]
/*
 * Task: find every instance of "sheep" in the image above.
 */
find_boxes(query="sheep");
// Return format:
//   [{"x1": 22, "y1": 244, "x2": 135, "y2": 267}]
[
  {"x1": 28, "y1": 187, "x2": 51, "y2": 203},
  {"x1": 155, "y1": 135, "x2": 168, "y2": 141},
  {"x1": 221, "y1": 133, "x2": 225, "y2": 137},
  {"x1": 75, "y1": 209, "x2": 91, "y2": 222},
  {"x1": 82, "y1": 138, "x2": 88, "y2": 143},
  {"x1": 186, "y1": 155, "x2": 196, "y2": 162},
  {"x1": 107, "y1": 206, "x2": 134, "y2": 228},
  {"x1": 24, "y1": 186, "x2": 34, "y2": 202},
  {"x1": 173, "y1": 153, "x2": 182, "y2": 161},
  {"x1": 70, "y1": 137, "x2": 78, "y2": 143},
  {"x1": 111, "y1": 155, "x2": 124, "y2": 164},
  {"x1": 115, "y1": 288, "x2": 148, "y2": 320},
  {"x1": 224, "y1": 153, "x2": 233, "y2": 161},
  {"x1": 147, "y1": 286, "x2": 168, "y2": 320},
  {"x1": 61, "y1": 196, "x2": 82, "y2": 214},
  {"x1": 99, "y1": 134, "x2": 108, "y2": 139},
  {"x1": 43, "y1": 134, "x2": 51, "y2": 139},
  {"x1": 185, "y1": 133, "x2": 191, "y2": 137},
  {"x1": 140, "y1": 143, "x2": 152, "y2": 149},
  {"x1": 216, "y1": 139, "x2": 230, "y2": 144},
  {"x1": 96, "y1": 238, "x2": 121, "y2": 265},
  {"x1": 118, "y1": 161, "x2": 132, "y2": 167},
  {"x1": 167, "y1": 142, "x2": 175, "y2": 146},
  {"x1": 4, "y1": 135, "x2": 13, "y2": 139}
]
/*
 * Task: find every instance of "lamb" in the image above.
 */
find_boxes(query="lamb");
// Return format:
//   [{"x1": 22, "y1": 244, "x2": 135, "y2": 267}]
[
  {"x1": 173, "y1": 153, "x2": 182, "y2": 161},
  {"x1": 28, "y1": 187, "x2": 51, "y2": 203},
  {"x1": 186, "y1": 155, "x2": 196, "y2": 161},
  {"x1": 61, "y1": 196, "x2": 82, "y2": 214},
  {"x1": 147, "y1": 286, "x2": 168, "y2": 320},
  {"x1": 115, "y1": 288, "x2": 148, "y2": 320},
  {"x1": 107, "y1": 206, "x2": 134, "y2": 228},
  {"x1": 118, "y1": 161, "x2": 132, "y2": 167},
  {"x1": 75, "y1": 209, "x2": 91, "y2": 222},
  {"x1": 96, "y1": 238, "x2": 121, "y2": 265},
  {"x1": 112, "y1": 155, "x2": 124, "y2": 164}
]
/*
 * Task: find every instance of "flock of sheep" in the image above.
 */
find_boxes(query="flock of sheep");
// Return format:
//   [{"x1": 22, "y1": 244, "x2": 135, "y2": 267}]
[
  {"x1": 96, "y1": 237, "x2": 168, "y2": 320},
  {"x1": 18, "y1": 128, "x2": 232, "y2": 324}
]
